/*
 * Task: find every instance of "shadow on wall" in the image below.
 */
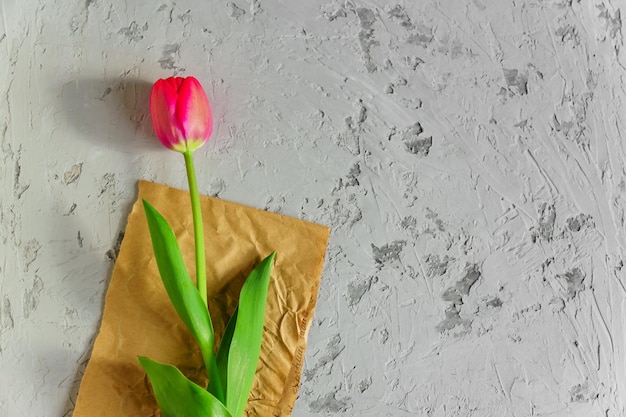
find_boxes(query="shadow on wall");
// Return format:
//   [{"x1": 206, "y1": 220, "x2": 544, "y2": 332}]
[
  {"x1": 58, "y1": 77, "x2": 162, "y2": 153},
  {"x1": 55, "y1": 77, "x2": 162, "y2": 415}
]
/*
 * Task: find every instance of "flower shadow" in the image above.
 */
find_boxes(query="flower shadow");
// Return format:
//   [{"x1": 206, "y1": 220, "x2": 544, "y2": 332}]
[
  {"x1": 58, "y1": 77, "x2": 162, "y2": 153},
  {"x1": 56, "y1": 77, "x2": 161, "y2": 415}
]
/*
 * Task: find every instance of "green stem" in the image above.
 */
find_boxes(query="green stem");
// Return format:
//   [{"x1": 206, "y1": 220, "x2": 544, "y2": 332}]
[
  {"x1": 183, "y1": 151, "x2": 225, "y2": 401},
  {"x1": 183, "y1": 150, "x2": 207, "y2": 307}
]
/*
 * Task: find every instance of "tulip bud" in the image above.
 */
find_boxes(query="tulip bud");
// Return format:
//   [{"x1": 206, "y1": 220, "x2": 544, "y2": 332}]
[{"x1": 150, "y1": 76, "x2": 212, "y2": 153}]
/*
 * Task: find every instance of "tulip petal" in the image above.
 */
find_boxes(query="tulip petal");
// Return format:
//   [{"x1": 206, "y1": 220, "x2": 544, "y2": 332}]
[
  {"x1": 176, "y1": 77, "x2": 212, "y2": 147},
  {"x1": 171, "y1": 76, "x2": 185, "y2": 91},
  {"x1": 150, "y1": 79, "x2": 186, "y2": 151}
]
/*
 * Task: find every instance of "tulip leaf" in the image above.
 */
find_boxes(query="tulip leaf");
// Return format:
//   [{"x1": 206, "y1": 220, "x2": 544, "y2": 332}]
[
  {"x1": 216, "y1": 308, "x2": 239, "y2": 391},
  {"x1": 216, "y1": 306, "x2": 238, "y2": 395},
  {"x1": 138, "y1": 356, "x2": 232, "y2": 417},
  {"x1": 142, "y1": 200, "x2": 224, "y2": 401},
  {"x1": 226, "y1": 252, "x2": 275, "y2": 417}
]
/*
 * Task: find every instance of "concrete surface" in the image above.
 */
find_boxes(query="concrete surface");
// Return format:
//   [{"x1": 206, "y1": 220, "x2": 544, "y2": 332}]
[{"x1": 2, "y1": 0, "x2": 626, "y2": 416}]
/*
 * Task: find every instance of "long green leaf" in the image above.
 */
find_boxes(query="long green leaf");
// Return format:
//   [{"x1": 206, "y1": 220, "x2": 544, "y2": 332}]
[
  {"x1": 216, "y1": 306, "x2": 238, "y2": 396},
  {"x1": 226, "y1": 252, "x2": 275, "y2": 417},
  {"x1": 138, "y1": 356, "x2": 232, "y2": 417},
  {"x1": 142, "y1": 200, "x2": 223, "y2": 401}
]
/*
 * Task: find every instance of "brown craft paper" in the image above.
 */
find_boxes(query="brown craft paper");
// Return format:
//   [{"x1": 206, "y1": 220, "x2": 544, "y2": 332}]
[{"x1": 73, "y1": 180, "x2": 330, "y2": 417}]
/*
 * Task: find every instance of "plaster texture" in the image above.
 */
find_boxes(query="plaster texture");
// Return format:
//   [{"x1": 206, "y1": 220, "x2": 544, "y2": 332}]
[{"x1": 2, "y1": 0, "x2": 626, "y2": 416}]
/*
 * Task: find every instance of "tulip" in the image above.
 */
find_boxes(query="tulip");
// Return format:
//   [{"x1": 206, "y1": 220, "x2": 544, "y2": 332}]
[
  {"x1": 150, "y1": 76, "x2": 212, "y2": 153},
  {"x1": 143, "y1": 76, "x2": 275, "y2": 417},
  {"x1": 149, "y1": 76, "x2": 212, "y2": 307}
]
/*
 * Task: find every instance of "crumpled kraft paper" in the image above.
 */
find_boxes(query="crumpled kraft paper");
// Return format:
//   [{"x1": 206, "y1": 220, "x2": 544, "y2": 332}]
[{"x1": 73, "y1": 180, "x2": 330, "y2": 417}]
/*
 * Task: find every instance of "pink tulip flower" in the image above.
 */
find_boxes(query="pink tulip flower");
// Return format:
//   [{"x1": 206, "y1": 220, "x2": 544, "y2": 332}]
[{"x1": 150, "y1": 76, "x2": 212, "y2": 153}]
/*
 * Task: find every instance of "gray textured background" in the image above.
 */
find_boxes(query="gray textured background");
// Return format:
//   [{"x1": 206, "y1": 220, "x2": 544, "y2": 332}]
[{"x1": 2, "y1": 0, "x2": 626, "y2": 416}]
